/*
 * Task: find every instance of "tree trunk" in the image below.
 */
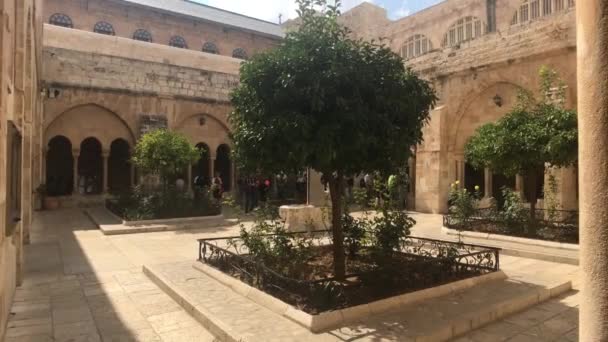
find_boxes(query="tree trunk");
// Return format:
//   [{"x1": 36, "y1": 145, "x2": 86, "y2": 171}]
[{"x1": 327, "y1": 172, "x2": 346, "y2": 281}]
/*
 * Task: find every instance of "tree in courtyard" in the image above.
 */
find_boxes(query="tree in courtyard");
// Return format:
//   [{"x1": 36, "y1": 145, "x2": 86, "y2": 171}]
[
  {"x1": 229, "y1": 0, "x2": 436, "y2": 280},
  {"x1": 464, "y1": 67, "x2": 577, "y2": 218},
  {"x1": 132, "y1": 129, "x2": 200, "y2": 186}
]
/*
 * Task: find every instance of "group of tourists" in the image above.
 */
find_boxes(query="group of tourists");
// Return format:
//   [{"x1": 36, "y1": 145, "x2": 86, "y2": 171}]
[
  {"x1": 193, "y1": 173, "x2": 224, "y2": 202},
  {"x1": 237, "y1": 176, "x2": 271, "y2": 213}
]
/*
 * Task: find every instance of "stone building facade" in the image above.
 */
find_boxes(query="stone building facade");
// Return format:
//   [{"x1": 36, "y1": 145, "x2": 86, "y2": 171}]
[
  {"x1": 0, "y1": 0, "x2": 43, "y2": 338},
  {"x1": 41, "y1": 0, "x2": 283, "y2": 204},
  {"x1": 340, "y1": 0, "x2": 578, "y2": 213}
]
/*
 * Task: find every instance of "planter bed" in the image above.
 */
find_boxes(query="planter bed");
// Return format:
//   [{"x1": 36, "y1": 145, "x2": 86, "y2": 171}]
[
  {"x1": 197, "y1": 231, "x2": 500, "y2": 322},
  {"x1": 443, "y1": 209, "x2": 579, "y2": 244},
  {"x1": 106, "y1": 198, "x2": 221, "y2": 223}
]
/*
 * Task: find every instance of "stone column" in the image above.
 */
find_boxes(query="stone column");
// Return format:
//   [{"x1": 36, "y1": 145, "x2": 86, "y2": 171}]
[
  {"x1": 577, "y1": 2, "x2": 608, "y2": 340},
  {"x1": 457, "y1": 160, "x2": 465, "y2": 187},
  {"x1": 72, "y1": 149, "x2": 79, "y2": 195},
  {"x1": 515, "y1": 174, "x2": 525, "y2": 199},
  {"x1": 210, "y1": 158, "x2": 215, "y2": 183},
  {"x1": 102, "y1": 151, "x2": 109, "y2": 193},
  {"x1": 484, "y1": 168, "x2": 493, "y2": 198}
]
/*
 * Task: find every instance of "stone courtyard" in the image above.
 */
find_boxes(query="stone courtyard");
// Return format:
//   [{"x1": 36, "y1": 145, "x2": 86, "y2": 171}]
[{"x1": 5, "y1": 208, "x2": 580, "y2": 341}]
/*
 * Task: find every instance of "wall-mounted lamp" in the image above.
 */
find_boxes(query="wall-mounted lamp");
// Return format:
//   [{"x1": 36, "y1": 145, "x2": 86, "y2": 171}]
[
  {"x1": 199, "y1": 116, "x2": 206, "y2": 126},
  {"x1": 492, "y1": 94, "x2": 503, "y2": 107}
]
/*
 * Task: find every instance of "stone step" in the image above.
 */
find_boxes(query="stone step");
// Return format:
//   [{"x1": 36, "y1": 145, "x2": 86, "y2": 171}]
[{"x1": 143, "y1": 261, "x2": 572, "y2": 342}]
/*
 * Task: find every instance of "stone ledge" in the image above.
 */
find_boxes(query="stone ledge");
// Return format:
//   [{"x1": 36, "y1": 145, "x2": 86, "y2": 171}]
[
  {"x1": 86, "y1": 207, "x2": 237, "y2": 235},
  {"x1": 142, "y1": 265, "x2": 243, "y2": 342},
  {"x1": 442, "y1": 226, "x2": 579, "y2": 250},
  {"x1": 193, "y1": 261, "x2": 507, "y2": 333}
]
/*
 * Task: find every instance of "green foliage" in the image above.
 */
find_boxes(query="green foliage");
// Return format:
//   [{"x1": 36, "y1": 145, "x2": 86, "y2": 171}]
[
  {"x1": 232, "y1": 205, "x2": 313, "y2": 278},
  {"x1": 448, "y1": 181, "x2": 482, "y2": 226},
  {"x1": 132, "y1": 130, "x2": 200, "y2": 184},
  {"x1": 109, "y1": 185, "x2": 220, "y2": 220},
  {"x1": 341, "y1": 213, "x2": 368, "y2": 257},
  {"x1": 465, "y1": 67, "x2": 577, "y2": 177},
  {"x1": 495, "y1": 187, "x2": 529, "y2": 234},
  {"x1": 369, "y1": 209, "x2": 415, "y2": 256},
  {"x1": 229, "y1": 0, "x2": 435, "y2": 177},
  {"x1": 543, "y1": 173, "x2": 560, "y2": 221},
  {"x1": 229, "y1": 0, "x2": 435, "y2": 279}
]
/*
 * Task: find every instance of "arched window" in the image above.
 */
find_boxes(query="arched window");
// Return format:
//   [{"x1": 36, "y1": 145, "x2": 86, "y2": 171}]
[
  {"x1": 510, "y1": 0, "x2": 575, "y2": 25},
  {"x1": 169, "y1": 36, "x2": 188, "y2": 48},
  {"x1": 94, "y1": 21, "x2": 115, "y2": 35},
  {"x1": 202, "y1": 42, "x2": 219, "y2": 54},
  {"x1": 442, "y1": 16, "x2": 485, "y2": 48},
  {"x1": 133, "y1": 29, "x2": 152, "y2": 42},
  {"x1": 232, "y1": 48, "x2": 248, "y2": 60},
  {"x1": 400, "y1": 34, "x2": 432, "y2": 60},
  {"x1": 49, "y1": 13, "x2": 73, "y2": 28}
]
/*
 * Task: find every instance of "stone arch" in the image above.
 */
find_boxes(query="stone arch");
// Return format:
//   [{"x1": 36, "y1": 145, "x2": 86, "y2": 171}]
[
  {"x1": 78, "y1": 137, "x2": 103, "y2": 195},
  {"x1": 46, "y1": 135, "x2": 74, "y2": 196},
  {"x1": 449, "y1": 81, "x2": 525, "y2": 153},
  {"x1": 45, "y1": 104, "x2": 135, "y2": 149},
  {"x1": 108, "y1": 138, "x2": 131, "y2": 193},
  {"x1": 174, "y1": 113, "x2": 231, "y2": 157},
  {"x1": 192, "y1": 142, "x2": 211, "y2": 187},
  {"x1": 450, "y1": 82, "x2": 525, "y2": 205}
]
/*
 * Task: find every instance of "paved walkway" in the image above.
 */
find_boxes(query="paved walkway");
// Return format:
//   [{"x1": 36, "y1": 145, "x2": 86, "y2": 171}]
[{"x1": 4, "y1": 208, "x2": 580, "y2": 341}]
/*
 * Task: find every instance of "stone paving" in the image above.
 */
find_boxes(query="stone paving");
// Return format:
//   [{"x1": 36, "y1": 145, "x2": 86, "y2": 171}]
[{"x1": 4, "y1": 208, "x2": 581, "y2": 341}]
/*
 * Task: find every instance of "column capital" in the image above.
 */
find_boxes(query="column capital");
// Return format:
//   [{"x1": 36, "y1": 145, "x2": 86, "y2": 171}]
[
  {"x1": 72, "y1": 149, "x2": 80, "y2": 157},
  {"x1": 102, "y1": 150, "x2": 111, "y2": 158}
]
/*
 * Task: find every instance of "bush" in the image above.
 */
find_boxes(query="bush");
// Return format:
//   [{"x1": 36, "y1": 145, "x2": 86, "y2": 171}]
[
  {"x1": 341, "y1": 213, "x2": 368, "y2": 257},
  {"x1": 369, "y1": 209, "x2": 415, "y2": 257},
  {"x1": 496, "y1": 187, "x2": 529, "y2": 234},
  {"x1": 109, "y1": 185, "x2": 221, "y2": 220},
  {"x1": 232, "y1": 205, "x2": 313, "y2": 278},
  {"x1": 448, "y1": 181, "x2": 481, "y2": 227}
]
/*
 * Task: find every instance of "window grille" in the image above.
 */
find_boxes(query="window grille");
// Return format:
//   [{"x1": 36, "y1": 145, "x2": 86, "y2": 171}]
[
  {"x1": 94, "y1": 21, "x2": 114, "y2": 35},
  {"x1": 133, "y1": 29, "x2": 152, "y2": 42},
  {"x1": 49, "y1": 13, "x2": 73, "y2": 28}
]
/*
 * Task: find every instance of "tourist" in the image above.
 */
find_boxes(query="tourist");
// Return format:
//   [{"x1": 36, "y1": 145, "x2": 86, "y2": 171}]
[{"x1": 211, "y1": 173, "x2": 223, "y2": 201}]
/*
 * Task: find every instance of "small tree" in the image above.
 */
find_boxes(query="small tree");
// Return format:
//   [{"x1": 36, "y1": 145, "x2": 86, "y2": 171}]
[
  {"x1": 229, "y1": 0, "x2": 436, "y2": 280},
  {"x1": 132, "y1": 129, "x2": 200, "y2": 186},
  {"x1": 465, "y1": 67, "x2": 577, "y2": 219}
]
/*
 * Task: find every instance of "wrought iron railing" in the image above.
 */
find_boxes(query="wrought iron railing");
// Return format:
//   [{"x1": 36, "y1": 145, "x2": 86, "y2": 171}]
[
  {"x1": 198, "y1": 231, "x2": 500, "y2": 312},
  {"x1": 443, "y1": 208, "x2": 579, "y2": 243}
]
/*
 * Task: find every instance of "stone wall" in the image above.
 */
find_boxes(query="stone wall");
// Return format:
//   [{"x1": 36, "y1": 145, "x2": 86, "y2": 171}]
[
  {"x1": 340, "y1": 0, "x2": 578, "y2": 213},
  {"x1": 0, "y1": 0, "x2": 43, "y2": 339},
  {"x1": 43, "y1": 0, "x2": 281, "y2": 59}
]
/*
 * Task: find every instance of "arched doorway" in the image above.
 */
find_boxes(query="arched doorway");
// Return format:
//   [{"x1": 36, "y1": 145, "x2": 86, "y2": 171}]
[
  {"x1": 78, "y1": 137, "x2": 103, "y2": 195},
  {"x1": 46, "y1": 136, "x2": 73, "y2": 196},
  {"x1": 193, "y1": 143, "x2": 211, "y2": 187},
  {"x1": 108, "y1": 139, "x2": 131, "y2": 193},
  {"x1": 215, "y1": 144, "x2": 232, "y2": 191}
]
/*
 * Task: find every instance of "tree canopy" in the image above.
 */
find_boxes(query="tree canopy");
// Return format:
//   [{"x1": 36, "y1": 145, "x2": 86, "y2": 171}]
[
  {"x1": 229, "y1": 0, "x2": 436, "y2": 279},
  {"x1": 132, "y1": 129, "x2": 200, "y2": 184},
  {"x1": 465, "y1": 66, "x2": 577, "y2": 215}
]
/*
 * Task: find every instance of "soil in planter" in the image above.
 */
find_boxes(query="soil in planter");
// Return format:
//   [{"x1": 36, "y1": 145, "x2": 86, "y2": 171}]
[
  {"x1": 463, "y1": 220, "x2": 578, "y2": 244},
  {"x1": 211, "y1": 245, "x2": 488, "y2": 314}
]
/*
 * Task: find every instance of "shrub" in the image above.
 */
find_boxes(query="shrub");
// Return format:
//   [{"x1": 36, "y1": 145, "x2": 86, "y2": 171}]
[
  {"x1": 370, "y1": 209, "x2": 415, "y2": 257},
  {"x1": 341, "y1": 213, "x2": 368, "y2": 257},
  {"x1": 448, "y1": 181, "x2": 482, "y2": 227},
  {"x1": 496, "y1": 187, "x2": 529, "y2": 234},
  {"x1": 110, "y1": 185, "x2": 220, "y2": 220}
]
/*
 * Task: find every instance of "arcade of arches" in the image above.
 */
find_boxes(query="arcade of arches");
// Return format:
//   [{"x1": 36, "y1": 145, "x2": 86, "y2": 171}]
[{"x1": 45, "y1": 106, "x2": 234, "y2": 198}]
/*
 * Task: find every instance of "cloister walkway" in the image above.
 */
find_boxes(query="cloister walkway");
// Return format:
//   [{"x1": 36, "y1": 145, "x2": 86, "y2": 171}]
[{"x1": 4, "y1": 208, "x2": 579, "y2": 341}]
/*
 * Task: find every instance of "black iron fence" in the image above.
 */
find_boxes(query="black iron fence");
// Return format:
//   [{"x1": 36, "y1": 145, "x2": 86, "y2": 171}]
[
  {"x1": 443, "y1": 208, "x2": 579, "y2": 243},
  {"x1": 197, "y1": 231, "x2": 500, "y2": 312}
]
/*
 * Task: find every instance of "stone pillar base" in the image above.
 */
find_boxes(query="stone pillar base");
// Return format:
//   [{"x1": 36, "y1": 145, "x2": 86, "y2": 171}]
[{"x1": 279, "y1": 204, "x2": 330, "y2": 232}]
